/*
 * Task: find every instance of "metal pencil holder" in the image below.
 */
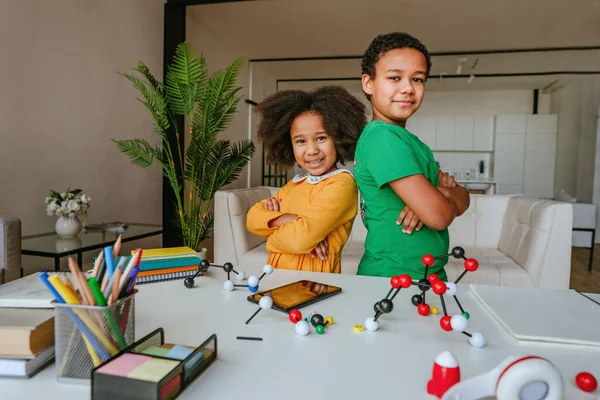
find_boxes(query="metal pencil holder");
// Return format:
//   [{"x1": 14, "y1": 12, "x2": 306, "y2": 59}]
[{"x1": 54, "y1": 291, "x2": 136, "y2": 383}]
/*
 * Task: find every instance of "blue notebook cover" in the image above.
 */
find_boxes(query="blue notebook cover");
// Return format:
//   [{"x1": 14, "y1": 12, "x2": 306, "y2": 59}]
[{"x1": 138, "y1": 255, "x2": 201, "y2": 271}]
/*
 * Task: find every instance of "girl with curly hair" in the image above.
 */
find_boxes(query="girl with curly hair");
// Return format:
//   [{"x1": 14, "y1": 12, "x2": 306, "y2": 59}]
[{"x1": 246, "y1": 86, "x2": 367, "y2": 274}]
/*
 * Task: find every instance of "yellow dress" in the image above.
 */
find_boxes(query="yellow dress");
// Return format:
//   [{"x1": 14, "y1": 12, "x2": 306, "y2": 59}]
[{"x1": 246, "y1": 170, "x2": 358, "y2": 274}]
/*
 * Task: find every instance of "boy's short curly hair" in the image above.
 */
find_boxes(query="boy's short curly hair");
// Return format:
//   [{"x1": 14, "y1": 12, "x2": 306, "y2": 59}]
[
  {"x1": 361, "y1": 32, "x2": 432, "y2": 99},
  {"x1": 255, "y1": 86, "x2": 367, "y2": 168}
]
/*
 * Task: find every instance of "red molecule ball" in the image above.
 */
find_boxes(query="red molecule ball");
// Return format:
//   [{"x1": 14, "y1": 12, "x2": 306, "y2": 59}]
[
  {"x1": 576, "y1": 372, "x2": 597, "y2": 393},
  {"x1": 417, "y1": 303, "x2": 430, "y2": 316},
  {"x1": 440, "y1": 316, "x2": 453, "y2": 331},
  {"x1": 390, "y1": 276, "x2": 402, "y2": 289},
  {"x1": 428, "y1": 273, "x2": 440, "y2": 282},
  {"x1": 399, "y1": 274, "x2": 412, "y2": 289},
  {"x1": 422, "y1": 254, "x2": 435, "y2": 267},
  {"x1": 432, "y1": 281, "x2": 447, "y2": 295},
  {"x1": 464, "y1": 258, "x2": 479, "y2": 272},
  {"x1": 288, "y1": 309, "x2": 303, "y2": 324}
]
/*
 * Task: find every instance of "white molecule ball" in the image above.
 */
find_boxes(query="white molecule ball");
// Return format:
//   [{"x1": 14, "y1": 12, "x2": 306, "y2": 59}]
[
  {"x1": 236, "y1": 270, "x2": 246, "y2": 281},
  {"x1": 248, "y1": 275, "x2": 259, "y2": 287},
  {"x1": 263, "y1": 264, "x2": 274, "y2": 275},
  {"x1": 364, "y1": 317, "x2": 379, "y2": 332},
  {"x1": 259, "y1": 296, "x2": 273, "y2": 310},
  {"x1": 445, "y1": 282, "x2": 457, "y2": 296},
  {"x1": 450, "y1": 314, "x2": 468, "y2": 332},
  {"x1": 295, "y1": 320, "x2": 310, "y2": 336},
  {"x1": 469, "y1": 332, "x2": 486, "y2": 348},
  {"x1": 223, "y1": 280, "x2": 234, "y2": 291}
]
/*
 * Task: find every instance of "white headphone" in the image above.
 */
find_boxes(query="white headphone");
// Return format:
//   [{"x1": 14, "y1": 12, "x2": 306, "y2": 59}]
[{"x1": 441, "y1": 355, "x2": 564, "y2": 400}]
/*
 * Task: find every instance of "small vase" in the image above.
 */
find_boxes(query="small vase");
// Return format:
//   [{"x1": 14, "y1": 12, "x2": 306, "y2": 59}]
[
  {"x1": 55, "y1": 215, "x2": 82, "y2": 237},
  {"x1": 55, "y1": 236, "x2": 83, "y2": 252}
]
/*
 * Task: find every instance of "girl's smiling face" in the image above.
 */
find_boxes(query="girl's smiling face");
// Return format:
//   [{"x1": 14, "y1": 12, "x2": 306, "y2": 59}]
[{"x1": 290, "y1": 112, "x2": 338, "y2": 176}]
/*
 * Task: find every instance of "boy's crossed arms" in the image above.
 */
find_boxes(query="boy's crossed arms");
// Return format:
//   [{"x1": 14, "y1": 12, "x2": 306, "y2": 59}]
[{"x1": 395, "y1": 169, "x2": 470, "y2": 234}]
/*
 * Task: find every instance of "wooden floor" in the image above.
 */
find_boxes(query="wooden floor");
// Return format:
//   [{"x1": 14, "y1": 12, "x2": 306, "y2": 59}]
[
  {"x1": 570, "y1": 245, "x2": 600, "y2": 294},
  {"x1": 201, "y1": 237, "x2": 600, "y2": 293}
]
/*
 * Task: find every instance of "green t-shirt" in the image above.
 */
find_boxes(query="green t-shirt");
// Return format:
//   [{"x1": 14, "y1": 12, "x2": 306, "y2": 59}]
[{"x1": 354, "y1": 120, "x2": 449, "y2": 280}]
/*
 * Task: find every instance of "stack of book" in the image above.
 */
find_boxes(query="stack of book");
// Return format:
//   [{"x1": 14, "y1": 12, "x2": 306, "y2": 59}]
[
  {"x1": 0, "y1": 306, "x2": 55, "y2": 378},
  {"x1": 135, "y1": 247, "x2": 202, "y2": 285}
]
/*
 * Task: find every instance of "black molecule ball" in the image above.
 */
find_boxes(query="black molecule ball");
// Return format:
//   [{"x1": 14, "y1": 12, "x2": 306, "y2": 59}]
[
  {"x1": 417, "y1": 279, "x2": 431, "y2": 292},
  {"x1": 223, "y1": 262, "x2": 234, "y2": 273},
  {"x1": 378, "y1": 299, "x2": 394, "y2": 313},
  {"x1": 411, "y1": 294, "x2": 423, "y2": 306},
  {"x1": 310, "y1": 314, "x2": 325, "y2": 328},
  {"x1": 452, "y1": 246, "x2": 465, "y2": 259},
  {"x1": 184, "y1": 277, "x2": 195, "y2": 289}
]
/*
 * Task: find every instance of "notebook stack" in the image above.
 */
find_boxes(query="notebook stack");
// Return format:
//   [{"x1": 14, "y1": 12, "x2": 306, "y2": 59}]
[{"x1": 135, "y1": 247, "x2": 202, "y2": 285}]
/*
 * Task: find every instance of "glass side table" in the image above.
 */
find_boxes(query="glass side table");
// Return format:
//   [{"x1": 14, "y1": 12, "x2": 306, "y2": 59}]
[{"x1": 21, "y1": 222, "x2": 162, "y2": 272}]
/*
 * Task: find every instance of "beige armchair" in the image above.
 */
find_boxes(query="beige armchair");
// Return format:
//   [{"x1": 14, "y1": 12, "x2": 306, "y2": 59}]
[{"x1": 0, "y1": 216, "x2": 21, "y2": 284}]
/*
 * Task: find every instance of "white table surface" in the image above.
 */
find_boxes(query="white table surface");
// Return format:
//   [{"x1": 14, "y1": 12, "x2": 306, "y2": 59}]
[
  {"x1": 582, "y1": 292, "x2": 600, "y2": 304},
  {"x1": 2, "y1": 267, "x2": 600, "y2": 399}
]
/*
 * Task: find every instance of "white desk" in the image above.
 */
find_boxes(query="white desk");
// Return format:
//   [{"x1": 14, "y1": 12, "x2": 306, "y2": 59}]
[{"x1": 2, "y1": 268, "x2": 600, "y2": 399}]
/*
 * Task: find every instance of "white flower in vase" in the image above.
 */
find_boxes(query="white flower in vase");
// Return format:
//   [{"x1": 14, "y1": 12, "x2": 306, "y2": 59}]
[{"x1": 46, "y1": 188, "x2": 92, "y2": 236}]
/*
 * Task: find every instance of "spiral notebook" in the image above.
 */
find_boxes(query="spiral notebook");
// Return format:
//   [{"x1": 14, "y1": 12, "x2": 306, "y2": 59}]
[{"x1": 135, "y1": 270, "x2": 197, "y2": 285}]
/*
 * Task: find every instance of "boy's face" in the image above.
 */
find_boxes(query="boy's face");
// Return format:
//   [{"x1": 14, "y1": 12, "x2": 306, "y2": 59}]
[
  {"x1": 361, "y1": 48, "x2": 427, "y2": 127},
  {"x1": 290, "y1": 112, "x2": 338, "y2": 176}
]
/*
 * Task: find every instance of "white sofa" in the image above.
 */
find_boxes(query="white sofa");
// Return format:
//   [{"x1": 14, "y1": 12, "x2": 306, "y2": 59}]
[{"x1": 214, "y1": 188, "x2": 573, "y2": 289}]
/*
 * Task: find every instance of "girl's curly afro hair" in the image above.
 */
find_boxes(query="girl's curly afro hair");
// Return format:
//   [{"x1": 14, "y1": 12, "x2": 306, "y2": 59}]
[{"x1": 255, "y1": 86, "x2": 367, "y2": 168}]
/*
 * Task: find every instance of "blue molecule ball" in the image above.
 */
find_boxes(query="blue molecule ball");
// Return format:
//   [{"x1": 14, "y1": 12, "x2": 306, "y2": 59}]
[{"x1": 248, "y1": 285, "x2": 259, "y2": 293}]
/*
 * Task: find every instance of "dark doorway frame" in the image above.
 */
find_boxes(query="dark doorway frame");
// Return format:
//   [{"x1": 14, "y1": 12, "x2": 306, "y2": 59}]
[{"x1": 162, "y1": 0, "x2": 253, "y2": 246}]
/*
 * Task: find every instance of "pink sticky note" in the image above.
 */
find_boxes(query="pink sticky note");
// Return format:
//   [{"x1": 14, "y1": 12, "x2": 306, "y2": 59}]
[{"x1": 96, "y1": 353, "x2": 153, "y2": 377}]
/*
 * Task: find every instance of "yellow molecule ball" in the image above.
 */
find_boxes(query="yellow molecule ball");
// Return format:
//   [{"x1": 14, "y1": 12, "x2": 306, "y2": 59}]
[
  {"x1": 431, "y1": 306, "x2": 439, "y2": 315},
  {"x1": 353, "y1": 324, "x2": 364, "y2": 332},
  {"x1": 325, "y1": 316, "x2": 334, "y2": 325}
]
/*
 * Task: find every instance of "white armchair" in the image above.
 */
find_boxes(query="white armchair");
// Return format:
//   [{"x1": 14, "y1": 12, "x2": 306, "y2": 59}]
[{"x1": 214, "y1": 189, "x2": 573, "y2": 289}]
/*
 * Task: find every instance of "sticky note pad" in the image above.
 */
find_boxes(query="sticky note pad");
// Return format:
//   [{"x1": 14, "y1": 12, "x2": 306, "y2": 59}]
[
  {"x1": 96, "y1": 353, "x2": 152, "y2": 377},
  {"x1": 127, "y1": 358, "x2": 179, "y2": 382},
  {"x1": 160, "y1": 374, "x2": 182, "y2": 400},
  {"x1": 165, "y1": 345, "x2": 194, "y2": 360},
  {"x1": 183, "y1": 351, "x2": 205, "y2": 380},
  {"x1": 142, "y1": 346, "x2": 171, "y2": 357}
]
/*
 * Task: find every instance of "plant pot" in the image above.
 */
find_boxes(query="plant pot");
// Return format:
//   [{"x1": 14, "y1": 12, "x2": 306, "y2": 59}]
[
  {"x1": 196, "y1": 247, "x2": 208, "y2": 262},
  {"x1": 55, "y1": 215, "x2": 82, "y2": 237}
]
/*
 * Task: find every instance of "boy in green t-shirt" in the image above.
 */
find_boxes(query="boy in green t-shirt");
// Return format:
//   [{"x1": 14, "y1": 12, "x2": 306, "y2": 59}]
[{"x1": 354, "y1": 32, "x2": 470, "y2": 280}]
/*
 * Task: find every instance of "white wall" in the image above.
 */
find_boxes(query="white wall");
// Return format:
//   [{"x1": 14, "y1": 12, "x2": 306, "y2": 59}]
[
  {"x1": 417, "y1": 90, "x2": 549, "y2": 116},
  {"x1": 0, "y1": 0, "x2": 165, "y2": 272},
  {"x1": 551, "y1": 78, "x2": 600, "y2": 203},
  {"x1": 278, "y1": 79, "x2": 544, "y2": 178},
  {"x1": 186, "y1": 18, "x2": 261, "y2": 190}
]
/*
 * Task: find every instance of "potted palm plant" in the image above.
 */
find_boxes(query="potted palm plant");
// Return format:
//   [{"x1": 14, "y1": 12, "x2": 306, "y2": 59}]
[{"x1": 114, "y1": 42, "x2": 255, "y2": 254}]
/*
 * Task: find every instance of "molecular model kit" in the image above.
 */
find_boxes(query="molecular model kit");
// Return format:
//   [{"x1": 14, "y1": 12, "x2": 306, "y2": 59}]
[
  {"x1": 364, "y1": 246, "x2": 486, "y2": 348},
  {"x1": 183, "y1": 260, "x2": 273, "y2": 292},
  {"x1": 245, "y1": 299, "x2": 334, "y2": 336}
]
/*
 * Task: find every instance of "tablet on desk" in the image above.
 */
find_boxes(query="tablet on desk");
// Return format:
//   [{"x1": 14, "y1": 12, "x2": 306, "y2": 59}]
[{"x1": 247, "y1": 280, "x2": 342, "y2": 313}]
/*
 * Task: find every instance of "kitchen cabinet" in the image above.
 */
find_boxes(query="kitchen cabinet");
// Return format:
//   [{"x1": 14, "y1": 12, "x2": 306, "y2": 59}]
[
  {"x1": 453, "y1": 117, "x2": 474, "y2": 151},
  {"x1": 493, "y1": 114, "x2": 557, "y2": 197},
  {"x1": 494, "y1": 132, "x2": 526, "y2": 194},
  {"x1": 409, "y1": 116, "x2": 494, "y2": 151}
]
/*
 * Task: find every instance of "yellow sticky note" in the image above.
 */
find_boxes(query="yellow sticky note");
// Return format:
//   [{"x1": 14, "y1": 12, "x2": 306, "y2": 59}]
[{"x1": 127, "y1": 358, "x2": 179, "y2": 382}]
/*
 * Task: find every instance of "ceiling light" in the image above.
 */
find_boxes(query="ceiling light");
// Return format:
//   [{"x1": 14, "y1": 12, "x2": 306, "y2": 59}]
[
  {"x1": 468, "y1": 70, "x2": 475, "y2": 83},
  {"x1": 456, "y1": 58, "x2": 467, "y2": 74}
]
